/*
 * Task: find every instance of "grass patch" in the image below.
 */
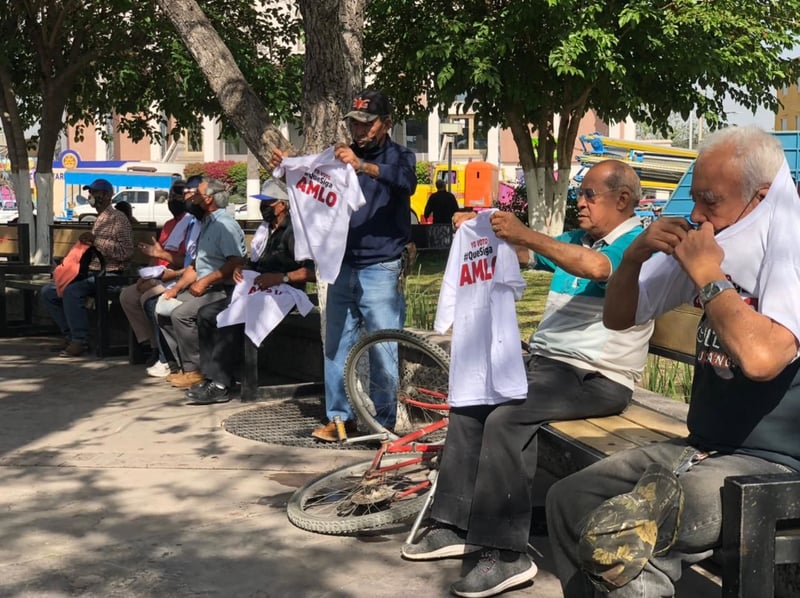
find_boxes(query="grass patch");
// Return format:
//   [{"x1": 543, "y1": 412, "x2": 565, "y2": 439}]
[{"x1": 641, "y1": 355, "x2": 693, "y2": 402}]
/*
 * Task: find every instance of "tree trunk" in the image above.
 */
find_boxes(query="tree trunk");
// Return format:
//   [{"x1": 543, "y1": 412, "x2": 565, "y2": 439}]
[
  {"x1": 30, "y1": 83, "x2": 68, "y2": 265},
  {"x1": 296, "y1": 0, "x2": 366, "y2": 342},
  {"x1": 297, "y1": 0, "x2": 365, "y2": 154},
  {"x1": 0, "y1": 64, "x2": 36, "y2": 262},
  {"x1": 508, "y1": 109, "x2": 550, "y2": 234},
  {"x1": 156, "y1": 0, "x2": 291, "y2": 167}
]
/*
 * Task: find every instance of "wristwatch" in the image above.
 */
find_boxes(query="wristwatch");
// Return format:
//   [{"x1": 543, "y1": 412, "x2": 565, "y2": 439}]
[
  {"x1": 282, "y1": 274, "x2": 290, "y2": 284},
  {"x1": 698, "y1": 279, "x2": 735, "y2": 307}
]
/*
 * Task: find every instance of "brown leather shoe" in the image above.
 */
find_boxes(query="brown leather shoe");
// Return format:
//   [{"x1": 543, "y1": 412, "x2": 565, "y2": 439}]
[
  {"x1": 165, "y1": 370, "x2": 185, "y2": 383},
  {"x1": 49, "y1": 338, "x2": 70, "y2": 352},
  {"x1": 169, "y1": 370, "x2": 205, "y2": 388},
  {"x1": 311, "y1": 420, "x2": 358, "y2": 442},
  {"x1": 58, "y1": 342, "x2": 87, "y2": 357}
]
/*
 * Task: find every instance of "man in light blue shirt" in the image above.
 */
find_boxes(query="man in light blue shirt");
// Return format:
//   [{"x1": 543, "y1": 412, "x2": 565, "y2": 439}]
[{"x1": 158, "y1": 178, "x2": 246, "y2": 389}]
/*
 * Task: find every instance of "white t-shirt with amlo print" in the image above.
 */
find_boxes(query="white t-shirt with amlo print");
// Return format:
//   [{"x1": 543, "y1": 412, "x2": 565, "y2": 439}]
[
  {"x1": 434, "y1": 209, "x2": 528, "y2": 407},
  {"x1": 273, "y1": 147, "x2": 366, "y2": 284}
]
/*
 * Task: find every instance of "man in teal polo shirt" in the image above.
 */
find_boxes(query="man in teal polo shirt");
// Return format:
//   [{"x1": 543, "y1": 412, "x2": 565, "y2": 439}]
[{"x1": 402, "y1": 160, "x2": 653, "y2": 598}]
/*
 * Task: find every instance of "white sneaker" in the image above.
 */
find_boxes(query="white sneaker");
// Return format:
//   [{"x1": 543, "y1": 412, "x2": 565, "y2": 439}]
[{"x1": 146, "y1": 361, "x2": 171, "y2": 378}]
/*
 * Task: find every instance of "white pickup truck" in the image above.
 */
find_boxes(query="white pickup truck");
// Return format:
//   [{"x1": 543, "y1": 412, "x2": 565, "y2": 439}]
[{"x1": 73, "y1": 188, "x2": 172, "y2": 225}]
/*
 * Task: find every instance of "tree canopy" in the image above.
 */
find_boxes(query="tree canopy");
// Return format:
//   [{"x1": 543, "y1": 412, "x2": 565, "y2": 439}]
[
  {"x1": 365, "y1": 0, "x2": 800, "y2": 233},
  {"x1": 0, "y1": 0, "x2": 303, "y2": 262}
]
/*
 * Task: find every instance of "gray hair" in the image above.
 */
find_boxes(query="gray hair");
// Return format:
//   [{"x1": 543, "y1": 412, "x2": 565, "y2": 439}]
[
  {"x1": 204, "y1": 178, "x2": 229, "y2": 208},
  {"x1": 698, "y1": 126, "x2": 784, "y2": 201}
]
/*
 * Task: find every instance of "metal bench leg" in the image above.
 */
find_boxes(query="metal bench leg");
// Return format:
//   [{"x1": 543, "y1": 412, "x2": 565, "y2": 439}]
[
  {"x1": 242, "y1": 336, "x2": 259, "y2": 401},
  {"x1": 722, "y1": 473, "x2": 800, "y2": 598}
]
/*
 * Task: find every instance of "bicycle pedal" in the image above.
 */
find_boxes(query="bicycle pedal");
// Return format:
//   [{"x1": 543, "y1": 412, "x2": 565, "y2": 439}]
[{"x1": 333, "y1": 416, "x2": 348, "y2": 442}]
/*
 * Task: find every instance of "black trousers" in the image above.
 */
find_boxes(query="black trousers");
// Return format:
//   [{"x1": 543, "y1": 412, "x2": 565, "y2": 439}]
[
  {"x1": 197, "y1": 295, "x2": 243, "y2": 388},
  {"x1": 431, "y1": 355, "x2": 631, "y2": 553}
]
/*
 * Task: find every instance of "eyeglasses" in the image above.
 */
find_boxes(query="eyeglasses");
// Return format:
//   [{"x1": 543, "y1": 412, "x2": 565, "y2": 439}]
[{"x1": 577, "y1": 188, "x2": 617, "y2": 203}]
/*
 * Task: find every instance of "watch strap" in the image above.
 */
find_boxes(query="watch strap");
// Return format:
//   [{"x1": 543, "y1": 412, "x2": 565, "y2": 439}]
[{"x1": 699, "y1": 279, "x2": 735, "y2": 306}]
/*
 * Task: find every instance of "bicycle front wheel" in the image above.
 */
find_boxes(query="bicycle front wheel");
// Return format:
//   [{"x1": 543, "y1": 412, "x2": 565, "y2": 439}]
[
  {"x1": 345, "y1": 329, "x2": 450, "y2": 440},
  {"x1": 287, "y1": 454, "x2": 435, "y2": 535}
]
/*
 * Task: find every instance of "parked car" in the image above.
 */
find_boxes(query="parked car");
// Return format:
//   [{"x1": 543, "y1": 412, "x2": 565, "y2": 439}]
[
  {"x1": 73, "y1": 188, "x2": 171, "y2": 225},
  {"x1": 0, "y1": 199, "x2": 18, "y2": 224}
]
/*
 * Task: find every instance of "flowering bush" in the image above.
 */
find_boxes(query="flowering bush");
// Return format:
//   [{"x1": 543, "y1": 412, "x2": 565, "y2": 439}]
[
  {"x1": 182, "y1": 161, "x2": 257, "y2": 200},
  {"x1": 498, "y1": 183, "x2": 580, "y2": 231},
  {"x1": 416, "y1": 161, "x2": 433, "y2": 184},
  {"x1": 203, "y1": 161, "x2": 238, "y2": 187},
  {"x1": 499, "y1": 183, "x2": 529, "y2": 225}
]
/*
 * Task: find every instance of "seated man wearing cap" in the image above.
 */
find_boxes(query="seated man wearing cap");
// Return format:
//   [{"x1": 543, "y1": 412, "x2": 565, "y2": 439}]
[
  {"x1": 187, "y1": 179, "x2": 316, "y2": 404},
  {"x1": 120, "y1": 178, "x2": 195, "y2": 376},
  {"x1": 41, "y1": 178, "x2": 134, "y2": 357}
]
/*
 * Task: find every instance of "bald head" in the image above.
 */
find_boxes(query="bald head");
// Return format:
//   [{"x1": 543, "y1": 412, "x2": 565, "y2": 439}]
[
  {"x1": 576, "y1": 160, "x2": 642, "y2": 240},
  {"x1": 592, "y1": 160, "x2": 641, "y2": 216}
]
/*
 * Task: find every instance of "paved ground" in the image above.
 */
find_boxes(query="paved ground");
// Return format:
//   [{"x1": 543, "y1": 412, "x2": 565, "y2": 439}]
[{"x1": 0, "y1": 337, "x2": 718, "y2": 597}]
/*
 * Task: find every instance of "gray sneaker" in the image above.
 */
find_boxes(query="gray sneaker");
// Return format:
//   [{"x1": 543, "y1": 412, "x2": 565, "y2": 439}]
[
  {"x1": 450, "y1": 549, "x2": 537, "y2": 598},
  {"x1": 401, "y1": 523, "x2": 481, "y2": 561}
]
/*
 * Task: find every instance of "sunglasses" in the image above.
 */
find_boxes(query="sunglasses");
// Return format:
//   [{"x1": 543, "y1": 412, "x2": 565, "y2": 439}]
[{"x1": 576, "y1": 188, "x2": 618, "y2": 203}]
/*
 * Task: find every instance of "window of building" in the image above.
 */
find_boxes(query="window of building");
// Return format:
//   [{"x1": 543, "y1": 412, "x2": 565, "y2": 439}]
[
  {"x1": 159, "y1": 121, "x2": 169, "y2": 159},
  {"x1": 795, "y1": 115, "x2": 800, "y2": 131},
  {"x1": 448, "y1": 115, "x2": 488, "y2": 154},
  {"x1": 224, "y1": 135, "x2": 248, "y2": 156},
  {"x1": 186, "y1": 126, "x2": 203, "y2": 153},
  {"x1": 781, "y1": 117, "x2": 788, "y2": 131},
  {"x1": 404, "y1": 119, "x2": 429, "y2": 154}
]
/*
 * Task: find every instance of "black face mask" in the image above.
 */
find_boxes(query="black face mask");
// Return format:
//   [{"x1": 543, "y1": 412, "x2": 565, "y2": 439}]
[
  {"x1": 168, "y1": 199, "x2": 186, "y2": 218},
  {"x1": 260, "y1": 204, "x2": 277, "y2": 224},
  {"x1": 186, "y1": 201, "x2": 205, "y2": 221}
]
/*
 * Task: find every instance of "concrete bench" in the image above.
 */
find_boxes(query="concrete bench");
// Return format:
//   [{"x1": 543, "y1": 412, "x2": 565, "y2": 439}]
[
  {"x1": 241, "y1": 305, "x2": 324, "y2": 402},
  {"x1": 537, "y1": 305, "x2": 800, "y2": 597}
]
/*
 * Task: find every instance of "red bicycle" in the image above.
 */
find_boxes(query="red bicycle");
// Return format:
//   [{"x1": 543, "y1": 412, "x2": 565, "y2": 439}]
[{"x1": 286, "y1": 329, "x2": 450, "y2": 535}]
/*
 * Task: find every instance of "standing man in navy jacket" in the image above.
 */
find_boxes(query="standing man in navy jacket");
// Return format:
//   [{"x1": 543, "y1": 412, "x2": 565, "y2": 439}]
[{"x1": 271, "y1": 89, "x2": 417, "y2": 441}]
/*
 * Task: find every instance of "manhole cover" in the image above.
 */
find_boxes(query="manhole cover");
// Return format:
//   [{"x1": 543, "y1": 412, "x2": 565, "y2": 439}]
[{"x1": 223, "y1": 396, "x2": 378, "y2": 450}]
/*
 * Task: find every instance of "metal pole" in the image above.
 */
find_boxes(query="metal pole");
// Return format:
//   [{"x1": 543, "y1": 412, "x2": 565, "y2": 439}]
[{"x1": 447, "y1": 137, "x2": 453, "y2": 193}]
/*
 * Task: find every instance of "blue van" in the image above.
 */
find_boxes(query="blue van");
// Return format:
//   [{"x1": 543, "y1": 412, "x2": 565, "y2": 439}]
[{"x1": 661, "y1": 131, "x2": 800, "y2": 219}]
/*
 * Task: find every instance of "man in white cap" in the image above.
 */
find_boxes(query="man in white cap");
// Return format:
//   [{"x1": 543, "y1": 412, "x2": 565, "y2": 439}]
[{"x1": 187, "y1": 178, "x2": 315, "y2": 405}]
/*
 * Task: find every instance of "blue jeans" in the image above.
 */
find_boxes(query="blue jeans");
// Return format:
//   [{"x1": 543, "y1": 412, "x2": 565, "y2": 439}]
[
  {"x1": 323, "y1": 259, "x2": 405, "y2": 424},
  {"x1": 41, "y1": 277, "x2": 98, "y2": 344},
  {"x1": 546, "y1": 438, "x2": 796, "y2": 597}
]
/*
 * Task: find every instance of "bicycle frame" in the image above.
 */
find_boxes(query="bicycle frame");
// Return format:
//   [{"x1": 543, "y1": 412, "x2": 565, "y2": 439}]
[{"x1": 358, "y1": 417, "x2": 446, "y2": 492}]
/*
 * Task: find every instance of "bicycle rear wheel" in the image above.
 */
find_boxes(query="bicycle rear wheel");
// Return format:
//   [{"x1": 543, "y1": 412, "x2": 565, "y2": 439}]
[
  {"x1": 287, "y1": 454, "x2": 435, "y2": 535},
  {"x1": 345, "y1": 329, "x2": 450, "y2": 440}
]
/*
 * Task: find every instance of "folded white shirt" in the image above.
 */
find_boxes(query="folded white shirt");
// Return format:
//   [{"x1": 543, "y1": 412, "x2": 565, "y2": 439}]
[{"x1": 138, "y1": 265, "x2": 166, "y2": 280}]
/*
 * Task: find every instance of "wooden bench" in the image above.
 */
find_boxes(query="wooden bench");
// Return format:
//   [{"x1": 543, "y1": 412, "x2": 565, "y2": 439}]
[
  {"x1": 0, "y1": 223, "x2": 30, "y2": 264},
  {"x1": 0, "y1": 222, "x2": 159, "y2": 357},
  {"x1": 538, "y1": 305, "x2": 800, "y2": 597}
]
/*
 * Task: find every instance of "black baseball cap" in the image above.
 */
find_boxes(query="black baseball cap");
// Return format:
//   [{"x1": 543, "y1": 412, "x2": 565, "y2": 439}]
[
  {"x1": 344, "y1": 90, "x2": 392, "y2": 123},
  {"x1": 184, "y1": 175, "x2": 203, "y2": 193}
]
